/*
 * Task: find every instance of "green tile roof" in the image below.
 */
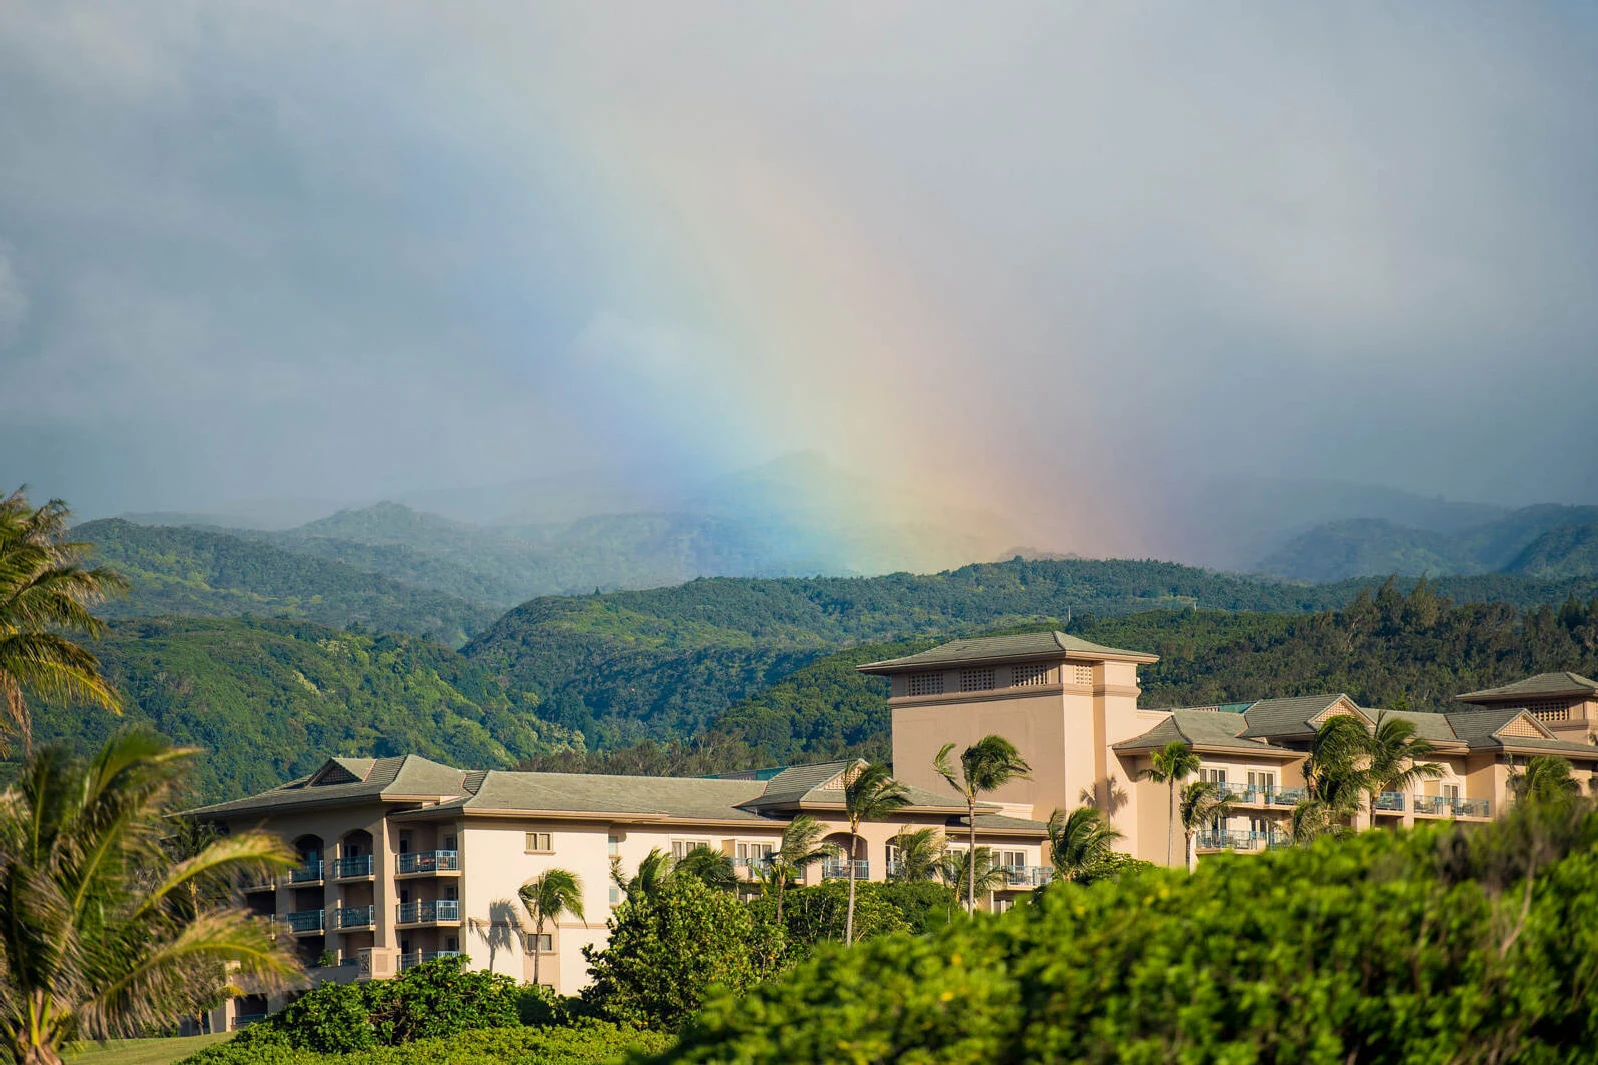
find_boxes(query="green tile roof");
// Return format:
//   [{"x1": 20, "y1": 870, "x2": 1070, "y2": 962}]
[
  {"x1": 415, "y1": 770, "x2": 776, "y2": 821},
  {"x1": 1238, "y1": 695, "x2": 1367, "y2": 740},
  {"x1": 1113, "y1": 711, "x2": 1301, "y2": 757},
  {"x1": 857, "y1": 631, "x2": 1157, "y2": 672},
  {"x1": 187, "y1": 755, "x2": 470, "y2": 818},
  {"x1": 1456, "y1": 672, "x2": 1598, "y2": 703}
]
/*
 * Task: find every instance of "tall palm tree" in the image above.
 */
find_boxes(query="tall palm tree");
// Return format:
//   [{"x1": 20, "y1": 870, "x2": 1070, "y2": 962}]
[
  {"x1": 935, "y1": 735, "x2": 1031, "y2": 912},
  {"x1": 517, "y1": 869, "x2": 586, "y2": 987},
  {"x1": 1295, "y1": 715, "x2": 1371, "y2": 841},
  {"x1": 763, "y1": 815, "x2": 836, "y2": 924},
  {"x1": 0, "y1": 733, "x2": 299, "y2": 1065},
  {"x1": 0, "y1": 490, "x2": 127, "y2": 755},
  {"x1": 672, "y1": 846, "x2": 739, "y2": 892},
  {"x1": 1511, "y1": 755, "x2": 1580, "y2": 807},
  {"x1": 1178, "y1": 780, "x2": 1236, "y2": 872},
  {"x1": 887, "y1": 828, "x2": 946, "y2": 882},
  {"x1": 1046, "y1": 806, "x2": 1122, "y2": 883},
  {"x1": 610, "y1": 848, "x2": 671, "y2": 904},
  {"x1": 938, "y1": 846, "x2": 1009, "y2": 900},
  {"x1": 842, "y1": 761, "x2": 908, "y2": 945},
  {"x1": 1363, "y1": 711, "x2": 1443, "y2": 818},
  {"x1": 1139, "y1": 740, "x2": 1201, "y2": 867}
]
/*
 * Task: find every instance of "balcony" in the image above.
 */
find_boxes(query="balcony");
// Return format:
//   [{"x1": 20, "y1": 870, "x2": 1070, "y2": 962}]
[
  {"x1": 1213, "y1": 782, "x2": 1282, "y2": 805},
  {"x1": 395, "y1": 900, "x2": 460, "y2": 926},
  {"x1": 231, "y1": 1014, "x2": 267, "y2": 1030},
  {"x1": 1453, "y1": 797, "x2": 1491, "y2": 819},
  {"x1": 1001, "y1": 865, "x2": 1054, "y2": 888},
  {"x1": 396, "y1": 850, "x2": 460, "y2": 877},
  {"x1": 398, "y1": 950, "x2": 462, "y2": 972},
  {"x1": 1195, "y1": 830, "x2": 1258, "y2": 851},
  {"x1": 287, "y1": 861, "x2": 324, "y2": 885},
  {"x1": 1373, "y1": 792, "x2": 1405, "y2": 812},
  {"x1": 336, "y1": 905, "x2": 374, "y2": 930},
  {"x1": 333, "y1": 855, "x2": 374, "y2": 880},
  {"x1": 1414, "y1": 795, "x2": 1490, "y2": 819},
  {"x1": 821, "y1": 860, "x2": 869, "y2": 880},
  {"x1": 280, "y1": 909, "x2": 324, "y2": 935},
  {"x1": 1267, "y1": 787, "x2": 1307, "y2": 807}
]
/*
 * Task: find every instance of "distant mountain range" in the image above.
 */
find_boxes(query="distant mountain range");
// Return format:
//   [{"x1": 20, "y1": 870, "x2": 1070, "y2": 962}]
[{"x1": 1257, "y1": 505, "x2": 1598, "y2": 582}]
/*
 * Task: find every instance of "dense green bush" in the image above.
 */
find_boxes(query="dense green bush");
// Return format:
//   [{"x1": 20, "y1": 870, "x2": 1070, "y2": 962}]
[
  {"x1": 583, "y1": 875, "x2": 783, "y2": 1029},
  {"x1": 748, "y1": 880, "x2": 929, "y2": 960},
  {"x1": 179, "y1": 1021, "x2": 669, "y2": 1065},
  {"x1": 653, "y1": 805, "x2": 1598, "y2": 1064}
]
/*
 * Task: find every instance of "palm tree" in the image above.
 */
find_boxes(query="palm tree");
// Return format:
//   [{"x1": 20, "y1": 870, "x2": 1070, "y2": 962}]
[
  {"x1": 763, "y1": 815, "x2": 836, "y2": 924},
  {"x1": 517, "y1": 869, "x2": 586, "y2": 987},
  {"x1": 935, "y1": 735, "x2": 1031, "y2": 912},
  {"x1": 842, "y1": 761, "x2": 909, "y2": 945},
  {"x1": 1295, "y1": 715, "x2": 1371, "y2": 841},
  {"x1": 1178, "y1": 780, "x2": 1236, "y2": 871},
  {"x1": 1046, "y1": 806, "x2": 1122, "y2": 883},
  {"x1": 939, "y1": 846, "x2": 1009, "y2": 901},
  {"x1": 0, "y1": 490, "x2": 127, "y2": 755},
  {"x1": 1139, "y1": 740, "x2": 1201, "y2": 867},
  {"x1": 0, "y1": 733, "x2": 299, "y2": 1065},
  {"x1": 1363, "y1": 711, "x2": 1443, "y2": 818},
  {"x1": 1511, "y1": 755, "x2": 1580, "y2": 807},
  {"x1": 887, "y1": 828, "x2": 946, "y2": 882},
  {"x1": 610, "y1": 848, "x2": 671, "y2": 904},
  {"x1": 672, "y1": 846, "x2": 739, "y2": 892}
]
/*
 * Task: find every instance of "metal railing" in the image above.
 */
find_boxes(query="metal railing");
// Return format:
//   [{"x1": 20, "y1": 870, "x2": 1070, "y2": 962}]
[
  {"x1": 1001, "y1": 865, "x2": 1054, "y2": 887},
  {"x1": 287, "y1": 861, "x2": 324, "y2": 884},
  {"x1": 397, "y1": 850, "x2": 460, "y2": 875},
  {"x1": 281, "y1": 909, "x2": 324, "y2": 933},
  {"x1": 337, "y1": 906, "x2": 374, "y2": 929},
  {"x1": 1453, "y1": 797, "x2": 1491, "y2": 818},
  {"x1": 1268, "y1": 787, "x2": 1308, "y2": 806},
  {"x1": 1414, "y1": 795, "x2": 1490, "y2": 818},
  {"x1": 821, "y1": 860, "x2": 869, "y2": 880},
  {"x1": 333, "y1": 855, "x2": 374, "y2": 879},
  {"x1": 1373, "y1": 792, "x2": 1405, "y2": 812},
  {"x1": 1197, "y1": 830, "x2": 1288, "y2": 851},
  {"x1": 395, "y1": 899, "x2": 460, "y2": 924},
  {"x1": 398, "y1": 950, "x2": 462, "y2": 972}
]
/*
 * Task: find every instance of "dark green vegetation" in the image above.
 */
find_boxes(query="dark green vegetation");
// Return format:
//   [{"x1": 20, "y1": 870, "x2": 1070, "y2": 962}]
[
  {"x1": 79, "y1": 520, "x2": 495, "y2": 645},
  {"x1": 528, "y1": 583, "x2": 1598, "y2": 777},
  {"x1": 31, "y1": 617, "x2": 578, "y2": 802},
  {"x1": 182, "y1": 1021, "x2": 666, "y2": 1065},
  {"x1": 655, "y1": 804, "x2": 1598, "y2": 1064},
  {"x1": 1260, "y1": 503, "x2": 1598, "y2": 582}
]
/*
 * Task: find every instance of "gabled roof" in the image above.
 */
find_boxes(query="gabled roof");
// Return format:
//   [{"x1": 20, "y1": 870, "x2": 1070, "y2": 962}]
[
  {"x1": 1368, "y1": 708, "x2": 1465, "y2": 749},
  {"x1": 740, "y1": 759, "x2": 979, "y2": 813},
  {"x1": 1456, "y1": 672, "x2": 1598, "y2": 704},
  {"x1": 405, "y1": 770, "x2": 775, "y2": 822},
  {"x1": 857, "y1": 631, "x2": 1157, "y2": 673},
  {"x1": 1112, "y1": 710, "x2": 1302, "y2": 759},
  {"x1": 188, "y1": 755, "x2": 470, "y2": 818},
  {"x1": 1239, "y1": 695, "x2": 1369, "y2": 740}
]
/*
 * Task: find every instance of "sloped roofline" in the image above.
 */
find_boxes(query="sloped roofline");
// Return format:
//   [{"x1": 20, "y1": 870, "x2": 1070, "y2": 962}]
[{"x1": 857, "y1": 630, "x2": 1158, "y2": 673}]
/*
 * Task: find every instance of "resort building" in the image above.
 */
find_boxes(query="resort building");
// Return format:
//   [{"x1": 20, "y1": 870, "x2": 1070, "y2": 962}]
[{"x1": 195, "y1": 629, "x2": 1598, "y2": 1028}]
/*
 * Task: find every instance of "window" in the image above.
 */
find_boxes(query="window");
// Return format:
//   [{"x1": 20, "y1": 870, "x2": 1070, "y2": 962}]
[
  {"x1": 993, "y1": 897, "x2": 1014, "y2": 913},
  {"x1": 960, "y1": 668, "x2": 995, "y2": 692},
  {"x1": 1203, "y1": 768, "x2": 1227, "y2": 784},
  {"x1": 1442, "y1": 783, "x2": 1461, "y2": 801},
  {"x1": 609, "y1": 885, "x2": 621, "y2": 905},
  {"x1": 671, "y1": 839, "x2": 711, "y2": 860},
  {"x1": 1525, "y1": 699, "x2": 1572, "y2": 722},
  {"x1": 444, "y1": 885, "x2": 457, "y2": 901},
  {"x1": 607, "y1": 834, "x2": 620, "y2": 856},
  {"x1": 736, "y1": 842, "x2": 774, "y2": 863},
  {"x1": 908, "y1": 672, "x2": 944, "y2": 697},
  {"x1": 1247, "y1": 771, "x2": 1275, "y2": 791},
  {"x1": 998, "y1": 849, "x2": 1026, "y2": 869},
  {"x1": 1012, "y1": 664, "x2": 1049, "y2": 686},
  {"x1": 526, "y1": 933, "x2": 553, "y2": 953},
  {"x1": 1249, "y1": 817, "x2": 1271, "y2": 836},
  {"x1": 445, "y1": 936, "x2": 458, "y2": 952},
  {"x1": 524, "y1": 832, "x2": 553, "y2": 853},
  {"x1": 442, "y1": 834, "x2": 457, "y2": 851}
]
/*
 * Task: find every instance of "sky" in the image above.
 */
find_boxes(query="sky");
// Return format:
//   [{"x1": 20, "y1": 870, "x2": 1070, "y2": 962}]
[{"x1": 0, "y1": 3, "x2": 1594, "y2": 557}]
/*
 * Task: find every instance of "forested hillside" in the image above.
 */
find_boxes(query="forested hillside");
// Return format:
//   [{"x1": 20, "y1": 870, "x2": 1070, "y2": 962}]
[
  {"x1": 466, "y1": 558, "x2": 1598, "y2": 747},
  {"x1": 78, "y1": 519, "x2": 496, "y2": 644},
  {"x1": 525, "y1": 584, "x2": 1598, "y2": 776},
  {"x1": 30, "y1": 616, "x2": 579, "y2": 802}
]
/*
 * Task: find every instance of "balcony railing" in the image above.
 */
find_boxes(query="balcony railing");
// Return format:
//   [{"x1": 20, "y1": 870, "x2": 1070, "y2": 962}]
[
  {"x1": 1268, "y1": 787, "x2": 1308, "y2": 806},
  {"x1": 1414, "y1": 795, "x2": 1490, "y2": 818},
  {"x1": 1001, "y1": 865, "x2": 1054, "y2": 888},
  {"x1": 287, "y1": 861, "x2": 324, "y2": 884},
  {"x1": 1196, "y1": 830, "x2": 1287, "y2": 852},
  {"x1": 333, "y1": 855, "x2": 374, "y2": 879},
  {"x1": 1373, "y1": 791, "x2": 1405, "y2": 812},
  {"x1": 821, "y1": 860, "x2": 869, "y2": 880},
  {"x1": 1453, "y1": 797, "x2": 1491, "y2": 818},
  {"x1": 397, "y1": 850, "x2": 460, "y2": 875},
  {"x1": 281, "y1": 909, "x2": 324, "y2": 933},
  {"x1": 337, "y1": 905, "x2": 374, "y2": 930},
  {"x1": 395, "y1": 899, "x2": 460, "y2": 925},
  {"x1": 231, "y1": 1014, "x2": 267, "y2": 1030},
  {"x1": 398, "y1": 950, "x2": 462, "y2": 972}
]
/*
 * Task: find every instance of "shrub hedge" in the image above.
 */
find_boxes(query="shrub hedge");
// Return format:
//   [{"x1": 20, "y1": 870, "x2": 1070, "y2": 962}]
[{"x1": 178, "y1": 1023, "x2": 669, "y2": 1065}]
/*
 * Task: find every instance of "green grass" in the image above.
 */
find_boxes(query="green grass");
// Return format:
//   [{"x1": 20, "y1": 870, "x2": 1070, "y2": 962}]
[{"x1": 66, "y1": 1033, "x2": 232, "y2": 1065}]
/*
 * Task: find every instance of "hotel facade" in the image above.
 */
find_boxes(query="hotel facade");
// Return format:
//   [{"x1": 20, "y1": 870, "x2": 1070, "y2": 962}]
[{"x1": 194, "y1": 630, "x2": 1598, "y2": 1028}]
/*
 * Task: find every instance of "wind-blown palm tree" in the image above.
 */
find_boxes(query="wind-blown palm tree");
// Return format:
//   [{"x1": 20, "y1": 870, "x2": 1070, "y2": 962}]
[
  {"x1": 1291, "y1": 715, "x2": 1371, "y2": 843},
  {"x1": 1139, "y1": 741, "x2": 1201, "y2": 867},
  {"x1": 0, "y1": 733, "x2": 299, "y2": 1065},
  {"x1": 935, "y1": 735, "x2": 1031, "y2": 912},
  {"x1": 1179, "y1": 780, "x2": 1236, "y2": 871},
  {"x1": 0, "y1": 490, "x2": 127, "y2": 755},
  {"x1": 1364, "y1": 711, "x2": 1443, "y2": 818},
  {"x1": 1511, "y1": 755, "x2": 1580, "y2": 807},
  {"x1": 939, "y1": 846, "x2": 1009, "y2": 900},
  {"x1": 887, "y1": 828, "x2": 946, "y2": 882},
  {"x1": 610, "y1": 848, "x2": 671, "y2": 904},
  {"x1": 672, "y1": 846, "x2": 739, "y2": 892},
  {"x1": 1046, "y1": 806, "x2": 1122, "y2": 883},
  {"x1": 517, "y1": 869, "x2": 586, "y2": 987},
  {"x1": 842, "y1": 761, "x2": 908, "y2": 945},
  {"x1": 763, "y1": 815, "x2": 836, "y2": 925}
]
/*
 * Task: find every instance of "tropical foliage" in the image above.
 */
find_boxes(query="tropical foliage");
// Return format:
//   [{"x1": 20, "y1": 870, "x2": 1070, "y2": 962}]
[
  {"x1": 1178, "y1": 780, "x2": 1235, "y2": 871},
  {"x1": 1044, "y1": 806, "x2": 1123, "y2": 883},
  {"x1": 517, "y1": 870, "x2": 585, "y2": 987},
  {"x1": 0, "y1": 733, "x2": 298, "y2": 1065},
  {"x1": 935, "y1": 736, "x2": 1031, "y2": 912},
  {"x1": 762, "y1": 816, "x2": 835, "y2": 923},
  {"x1": 840, "y1": 762, "x2": 908, "y2": 945},
  {"x1": 177, "y1": 1022, "x2": 671, "y2": 1065},
  {"x1": 1139, "y1": 740, "x2": 1201, "y2": 867}
]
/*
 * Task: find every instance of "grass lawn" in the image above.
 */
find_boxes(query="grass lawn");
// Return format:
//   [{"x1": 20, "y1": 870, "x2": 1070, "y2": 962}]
[{"x1": 65, "y1": 1033, "x2": 231, "y2": 1065}]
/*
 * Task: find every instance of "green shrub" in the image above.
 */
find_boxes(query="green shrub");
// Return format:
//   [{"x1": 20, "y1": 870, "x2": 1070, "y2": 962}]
[
  {"x1": 274, "y1": 980, "x2": 373, "y2": 1053},
  {"x1": 651, "y1": 806, "x2": 1598, "y2": 1064},
  {"x1": 179, "y1": 1021, "x2": 670, "y2": 1064},
  {"x1": 748, "y1": 880, "x2": 911, "y2": 961}
]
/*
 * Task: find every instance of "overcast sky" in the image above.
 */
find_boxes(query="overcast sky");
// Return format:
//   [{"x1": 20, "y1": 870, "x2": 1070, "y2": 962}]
[{"x1": 1, "y1": 3, "x2": 1594, "y2": 546}]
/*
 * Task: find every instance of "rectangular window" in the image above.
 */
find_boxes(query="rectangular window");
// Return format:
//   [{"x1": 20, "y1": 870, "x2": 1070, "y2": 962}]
[
  {"x1": 609, "y1": 885, "x2": 621, "y2": 905},
  {"x1": 442, "y1": 834, "x2": 457, "y2": 851},
  {"x1": 736, "y1": 842, "x2": 774, "y2": 862},
  {"x1": 998, "y1": 849, "x2": 1026, "y2": 869},
  {"x1": 1442, "y1": 783, "x2": 1461, "y2": 801},
  {"x1": 960, "y1": 668, "x2": 995, "y2": 692},
  {"x1": 671, "y1": 839, "x2": 712, "y2": 860},
  {"x1": 1247, "y1": 771, "x2": 1275, "y2": 790},
  {"x1": 524, "y1": 832, "x2": 553, "y2": 853},
  {"x1": 607, "y1": 834, "x2": 620, "y2": 856},
  {"x1": 1011, "y1": 663, "x2": 1049, "y2": 687},
  {"x1": 908, "y1": 673, "x2": 944, "y2": 697},
  {"x1": 526, "y1": 933, "x2": 553, "y2": 953},
  {"x1": 1203, "y1": 768, "x2": 1227, "y2": 784}
]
